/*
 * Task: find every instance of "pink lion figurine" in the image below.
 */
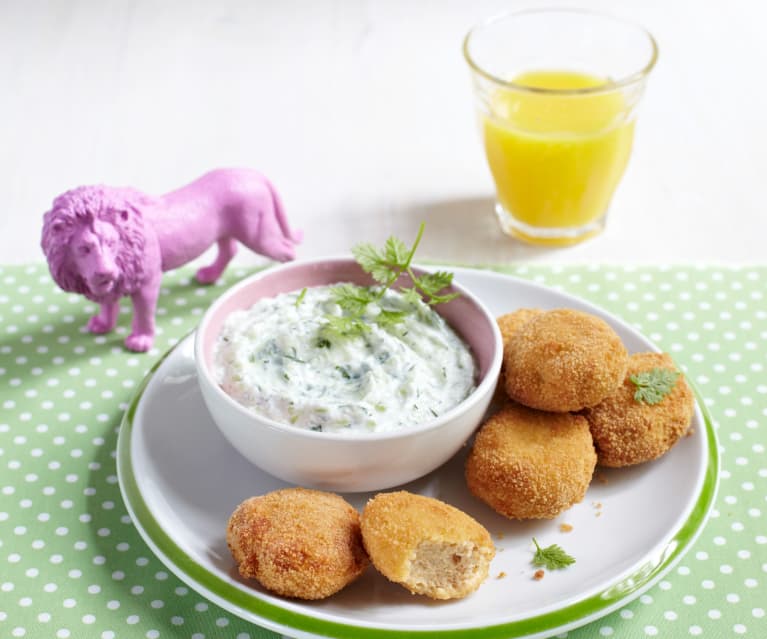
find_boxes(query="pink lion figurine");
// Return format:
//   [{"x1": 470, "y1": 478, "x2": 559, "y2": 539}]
[{"x1": 41, "y1": 168, "x2": 302, "y2": 352}]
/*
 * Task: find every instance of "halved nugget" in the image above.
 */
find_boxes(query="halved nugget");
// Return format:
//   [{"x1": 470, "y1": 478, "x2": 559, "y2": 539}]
[
  {"x1": 584, "y1": 352, "x2": 695, "y2": 467},
  {"x1": 504, "y1": 309, "x2": 628, "y2": 412},
  {"x1": 466, "y1": 402, "x2": 596, "y2": 519},
  {"x1": 360, "y1": 491, "x2": 495, "y2": 600},
  {"x1": 227, "y1": 487, "x2": 368, "y2": 600}
]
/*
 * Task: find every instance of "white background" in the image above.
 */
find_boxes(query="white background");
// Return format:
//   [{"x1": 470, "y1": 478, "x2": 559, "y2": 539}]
[{"x1": 2, "y1": 0, "x2": 766, "y2": 267}]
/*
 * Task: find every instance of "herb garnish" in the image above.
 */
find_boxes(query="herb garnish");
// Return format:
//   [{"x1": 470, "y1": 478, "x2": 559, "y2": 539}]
[
  {"x1": 295, "y1": 287, "x2": 307, "y2": 307},
  {"x1": 531, "y1": 538, "x2": 576, "y2": 570},
  {"x1": 318, "y1": 223, "x2": 458, "y2": 343},
  {"x1": 630, "y1": 368, "x2": 681, "y2": 405}
]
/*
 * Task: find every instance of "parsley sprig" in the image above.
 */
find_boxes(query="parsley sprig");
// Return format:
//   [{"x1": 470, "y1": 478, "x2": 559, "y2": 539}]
[
  {"x1": 532, "y1": 538, "x2": 576, "y2": 570},
  {"x1": 352, "y1": 226, "x2": 458, "y2": 306},
  {"x1": 318, "y1": 223, "x2": 458, "y2": 343},
  {"x1": 630, "y1": 367, "x2": 681, "y2": 405}
]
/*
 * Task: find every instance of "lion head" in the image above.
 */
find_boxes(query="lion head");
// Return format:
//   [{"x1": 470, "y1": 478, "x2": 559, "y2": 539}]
[{"x1": 41, "y1": 186, "x2": 149, "y2": 301}]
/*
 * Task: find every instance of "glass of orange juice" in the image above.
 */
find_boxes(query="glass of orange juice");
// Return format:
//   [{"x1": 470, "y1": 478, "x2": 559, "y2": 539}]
[{"x1": 464, "y1": 9, "x2": 657, "y2": 246}]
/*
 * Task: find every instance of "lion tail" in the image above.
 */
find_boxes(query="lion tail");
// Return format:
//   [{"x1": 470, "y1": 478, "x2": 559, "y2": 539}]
[{"x1": 265, "y1": 179, "x2": 303, "y2": 244}]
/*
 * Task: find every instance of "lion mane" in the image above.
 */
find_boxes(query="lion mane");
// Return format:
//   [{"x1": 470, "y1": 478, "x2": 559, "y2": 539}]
[{"x1": 41, "y1": 186, "x2": 151, "y2": 301}]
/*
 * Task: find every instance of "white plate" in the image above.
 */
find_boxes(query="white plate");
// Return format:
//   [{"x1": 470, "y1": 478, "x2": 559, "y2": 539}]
[{"x1": 117, "y1": 267, "x2": 718, "y2": 639}]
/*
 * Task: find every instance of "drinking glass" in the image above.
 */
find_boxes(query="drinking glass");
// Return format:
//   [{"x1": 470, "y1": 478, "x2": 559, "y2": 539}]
[{"x1": 464, "y1": 9, "x2": 657, "y2": 246}]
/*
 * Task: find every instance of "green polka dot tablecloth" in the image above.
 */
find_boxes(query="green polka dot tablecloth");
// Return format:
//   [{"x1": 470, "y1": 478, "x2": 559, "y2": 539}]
[{"x1": 1, "y1": 262, "x2": 765, "y2": 639}]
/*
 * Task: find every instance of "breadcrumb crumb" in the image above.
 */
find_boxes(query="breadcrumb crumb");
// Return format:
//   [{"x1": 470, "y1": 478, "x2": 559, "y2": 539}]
[
  {"x1": 559, "y1": 523, "x2": 573, "y2": 533},
  {"x1": 533, "y1": 569, "x2": 545, "y2": 581}
]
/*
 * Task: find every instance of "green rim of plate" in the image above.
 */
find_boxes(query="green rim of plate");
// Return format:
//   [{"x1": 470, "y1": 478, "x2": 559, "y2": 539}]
[{"x1": 117, "y1": 338, "x2": 719, "y2": 639}]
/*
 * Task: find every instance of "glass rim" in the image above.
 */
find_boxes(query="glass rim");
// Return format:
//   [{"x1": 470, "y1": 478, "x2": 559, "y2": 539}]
[{"x1": 463, "y1": 7, "x2": 658, "y2": 95}]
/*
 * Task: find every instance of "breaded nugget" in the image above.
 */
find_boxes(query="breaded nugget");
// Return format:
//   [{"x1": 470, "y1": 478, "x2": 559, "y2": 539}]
[
  {"x1": 584, "y1": 352, "x2": 695, "y2": 467},
  {"x1": 494, "y1": 308, "x2": 544, "y2": 404},
  {"x1": 465, "y1": 403, "x2": 596, "y2": 519},
  {"x1": 360, "y1": 491, "x2": 495, "y2": 600},
  {"x1": 496, "y1": 308, "x2": 544, "y2": 346},
  {"x1": 504, "y1": 309, "x2": 628, "y2": 412},
  {"x1": 227, "y1": 487, "x2": 368, "y2": 600}
]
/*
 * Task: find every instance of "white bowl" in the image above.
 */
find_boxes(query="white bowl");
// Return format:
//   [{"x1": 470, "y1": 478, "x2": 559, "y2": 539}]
[{"x1": 194, "y1": 258, "x2": 503, "y2": 492}]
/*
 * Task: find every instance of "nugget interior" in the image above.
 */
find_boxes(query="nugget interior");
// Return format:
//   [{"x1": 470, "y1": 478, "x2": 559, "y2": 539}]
[{"x1": 407, "y1": 540, "x2": 490, "y2": 599}]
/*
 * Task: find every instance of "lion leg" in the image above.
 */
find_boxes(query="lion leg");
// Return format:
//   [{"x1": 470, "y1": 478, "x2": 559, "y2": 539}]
[
  {"x1": 196, "y1": 238, "x2": 238, "y2": 284},
  {"x1": 125, "y1": 281, "x2": 160, "y2": 352},
  {"x1": 87, "y1": 301, "x2": 120, "y2": 334}
]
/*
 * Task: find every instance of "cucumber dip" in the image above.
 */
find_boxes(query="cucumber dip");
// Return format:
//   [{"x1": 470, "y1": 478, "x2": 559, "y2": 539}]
[{"x1": 214, "y1": 285, "x2": 476, "y2": 434}]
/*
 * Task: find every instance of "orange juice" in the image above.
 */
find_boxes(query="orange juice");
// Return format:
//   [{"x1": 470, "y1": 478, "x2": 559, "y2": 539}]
[{"x1": 483, "y1": 70, "x2": 635, "y2": 245}]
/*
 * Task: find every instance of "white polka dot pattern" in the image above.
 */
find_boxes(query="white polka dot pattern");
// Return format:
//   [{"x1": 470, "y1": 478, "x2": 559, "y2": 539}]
[{"x1": 0, "y1": 264, "x2": 764, "y2": 638}]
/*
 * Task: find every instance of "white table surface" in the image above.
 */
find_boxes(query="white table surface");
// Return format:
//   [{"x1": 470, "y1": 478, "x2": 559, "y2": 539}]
[{"x1": 2, "y1": 0, "x2": 766, "y2": 268}]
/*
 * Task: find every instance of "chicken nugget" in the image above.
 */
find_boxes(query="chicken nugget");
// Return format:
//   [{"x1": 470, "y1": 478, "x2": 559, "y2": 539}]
[
  {"x1": 494, "y1": 308, "x2": 544, "y2": 404},
  {"x1": 584, "y1": 352, "x2": 695, "y2": 467},
  {"x1": 504, "y1": 309, "x2": 628, "y2": 412},
  {"x1": 496, "y1": 308, "x2": 544, "y2": 345},
  {"x1": 227, "y1": 487, "x2": 368, "y2": 600},
  {"x1": 360, "y1": 491, "x2": 495, "y2": 600},
  {"x1": 466, "y1": 403, "x2": 596, "y2": 519}
]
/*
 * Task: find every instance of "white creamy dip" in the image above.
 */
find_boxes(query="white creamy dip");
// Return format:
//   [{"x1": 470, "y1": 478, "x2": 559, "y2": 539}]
[{"x1": 214, "y1": 285, "x2": 476, "y2": 434}]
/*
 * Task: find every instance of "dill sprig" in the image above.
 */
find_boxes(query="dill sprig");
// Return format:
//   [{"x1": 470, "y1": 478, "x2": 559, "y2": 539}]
[{"x1": 531, "y1": 538, "x2": 576, "y2": 570}]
